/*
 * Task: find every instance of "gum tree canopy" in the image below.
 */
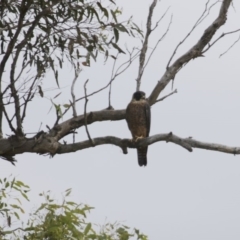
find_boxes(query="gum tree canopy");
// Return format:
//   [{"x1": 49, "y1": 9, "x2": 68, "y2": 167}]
[{"x1": 0, "y1": 0, "x2": 239, "y2": 164}]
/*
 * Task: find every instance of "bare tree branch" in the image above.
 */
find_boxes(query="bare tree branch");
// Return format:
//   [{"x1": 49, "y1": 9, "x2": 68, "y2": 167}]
[
  {"x1": 60, "y1": 49, "x2": 139, "y2": 119},
  {"x1": 0, "y1": 0, "x2": 30, "y2": 138},
  {"x1": 219, "y1": 33, "x2": 240, "y2": 57},
  {"x1": 154, "y1": 89, "x2": 177, "y2": 104},
  {"x1": 2, "y1": 132, "x2": 240, "y2": 161},
  {"x1": 84, "y1": 80, "x2": 94, "y2": 146},
  {"x1": 9, "y1": 6, "x2": 50, "y2": 136},
  {"x1": 75, "y1": 49, "x2": 140, "y2": 103},
  {"x1": 166, "y1": 0, "x2": 218, "y2": 69},
  {"x1": 71, "y1": 64, "x2": 81, "y2": 118},
  {"x1": 143, "y1": 13, "x2": 172, "y2": 73},
  {"x1": 56, "y1": 132, "x2": 240, "y2": 156},
  {"x1": 195, "y1": 1, "x2": 221, "y2": 27},
  {"x1": 108, "y1": 53, "x2": 119, "y2": 108},
  {"x1": 21, "y1": 76, "x2": 38, "y2": 123},
  {"x1": 136, "y1": 0, "x2": 158, "y2": 91},
  {"x1": 151, "y1": 6, "x2": 171, "y2": 32},
  {"x1": 202, "y1": 28, "x2": 240, "y2": 53},
  {"x1": 49, "y1": 109, "x2": 126, "y2": 141},
  {"x1": 2, "y1": 107, "x2": 17, "y2": 135},
  {"x1": 0, "y1": 0, "x2": 30, "y2": 81},
  {"x1": 148, "y1": 0, "x2": 232, "y2": 105},
  {"x1": 0, "y1": 0, "x2": 237, "y2": 165}
]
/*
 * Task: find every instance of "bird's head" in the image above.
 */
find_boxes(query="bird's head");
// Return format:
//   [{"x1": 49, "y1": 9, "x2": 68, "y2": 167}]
[{"x1": 132, "y1": 91, "x2": 146, "y2": 101}]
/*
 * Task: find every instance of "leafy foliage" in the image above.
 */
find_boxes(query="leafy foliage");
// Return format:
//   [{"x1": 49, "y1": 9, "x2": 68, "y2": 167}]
[
  {"x1": 0, "y1": 177, "x2": 148, "y2": 240},
  {"x1": 0, "y1": 176, "x2": 30, "y2": 238},
  {"x1": 0, "y1": 0, "x2": 142, "y2": 137},
  {"x1": 1, "y1": 0, "x2": 141, "y2": 82}
]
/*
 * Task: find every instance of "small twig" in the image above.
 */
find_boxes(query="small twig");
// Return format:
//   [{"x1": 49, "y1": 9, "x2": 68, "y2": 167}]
[
  {"x1": 136, "y1": 0, "x2": 158, "y2": 91},
  {"x1": 219, "y1": 33, "x2": 240, "y2": 57},
  {"x1": 154, "y1": 89, "x2": 177, "y2": 104},
  {"x1": 76, "y1": 49, "x2": 140, "y2": 103},
  {"x1": 166, "y1": 0, "x2": 214, "y2": 69},
  {"x1": 84, "y1": 79, "x2": 94, "y2": 146},
  {"x1": 108, "y1": 83, "x2": 113, "y2": 108},
  {"x1": 21, "y1": 76, "x2": 38, "y2": 123},
  {"x1": 60, "y1": 49, "x2": 140, "y2": 118},
  {"x1": 196, "y1": 1, "x2": 221, "y2": 27},
  {"x1": 71, "y1": 64, "x2": 81, "y2": 117},
  {"x1": 38, "y1": 122, "x2": 42, "y2": 132},
  {"x1": 108, "y1": 53, "x2": 119, "y2": 108},
  {"x1": 151, "y1": 6, "x2": 170, "y2": 32},
  {"x1": 0, "y1": 155, "x2": 16, "y2": 165},
  {"x1": 143, "y1": 13, "x2": 172, "y2": 72},
  {"x1": 54, "y1": 108, "x2": 61, "y2": 126},
  {"x1": 2, "y1": 106, "x2": 17, "y2": 134},
  {"x1": 202, "y1": 28, "x2": 240, "y2": 53},
  {"x1": 148, "y1": 0, "x2": 232, "y2": 105}
]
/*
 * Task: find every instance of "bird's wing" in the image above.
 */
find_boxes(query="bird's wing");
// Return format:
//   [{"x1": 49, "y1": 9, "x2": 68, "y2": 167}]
[
  {"x1": 145, "y1": 101, "x2": 151, "y2": 137},
  {"x1": 125, "y1": 102, "x2": 132, "y2": 130}
]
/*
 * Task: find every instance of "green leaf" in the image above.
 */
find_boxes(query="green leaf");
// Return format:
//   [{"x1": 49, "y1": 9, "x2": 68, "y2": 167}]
[
  {"x1": 111, "y1": 42, "x2": 126, "y2": 54},
  {"x1": 21, "y1": 192, "x2": 29, "y2": 201},
  {"x1": 55, "y1": 70, "x2": 59, "y2": 87},
  {"x1": 104, "y1": 50, "x2": 109, "y2": 62},
  {"x1": 68, "y1": 39, "x2": 74, "y2": 55},
  {"x1": 35, "y1": 203, "x2": 47, "y2": 213},
  {"x1": 97, "y1": 2, "x2": 109, "y2": 19},
  {"x1": 66, "y1": 201, "x2": 76, "y2": 206},
  {"x1": 1, "y1": 230, "x2": 12, "y2": 235},
  {"x1": 38, "y1": 86, "x2": 44, "y2": 98},
  {"x1": 53, "y1": 92, "x2": 61, "y2": 99},
  {"x1": 13, "y1": 212, "x2": 19, "y2": 220},
  {"x1": 57, "y1": 56, "x2": 63, "y2": 68},
  {"x1": 2, "y1": 191, "x2": 6, "y2": 198},
  {"x1": 84, "y1": 223, "x2": 92, "y2": 235},
  {"x1": 63, "y1": 104, "x2": 70, "y2": 108},
  {"x1": 10, "y1": 177, "x2": 15, "y2": 188},
  {"x1": 113, "y1": 28, "x2": 119, "y2": 42},
  {"x1": 115, "y1": 24, "x2": 129, "y2": 33},
  {"x1": 111, "y1": 10, "x2": 118, "y2": 23},
  {"x1": 65, "y1": 188, "x2": 72, "y2": 196},
  {"x1": 15, "y1": 180, "x2": 26, "y2": 187},
  {"x1": 10, "y1": 204, "x2": 21, "y2": 209},
  {"x1": 14, "y1": 197, "x2": 22, "y2": 205}
]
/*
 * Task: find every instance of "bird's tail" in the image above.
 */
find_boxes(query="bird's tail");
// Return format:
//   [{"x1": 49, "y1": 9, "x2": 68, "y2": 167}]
[{"x1": 137, "y1": 147, "x2": 148, "y2": 166}]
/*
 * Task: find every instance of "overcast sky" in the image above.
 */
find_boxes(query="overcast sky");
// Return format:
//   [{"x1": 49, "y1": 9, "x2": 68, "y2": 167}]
[{"x1": 1, "y1": 0, "x2": 240, "y2": 239}]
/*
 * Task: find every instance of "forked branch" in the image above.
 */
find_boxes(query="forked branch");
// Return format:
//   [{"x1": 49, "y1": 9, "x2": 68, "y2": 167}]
[
  {"x1": 58, "y1": 132, "x2": 240, "y2": 157},
  {"x1": 148, "y1": 0, "x2": 232, "y2": 105},
  {"x1": 136, "y1": 0, "x2": 158, "y2": 91},
  {"x1": 2, "y1": 132, "x2": 239, "y2": 160}
]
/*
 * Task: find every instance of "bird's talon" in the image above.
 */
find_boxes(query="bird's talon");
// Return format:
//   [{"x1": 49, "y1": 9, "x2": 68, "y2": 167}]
[{"x1": 135, "y1": 136, "x2": 144, "y2": 142}]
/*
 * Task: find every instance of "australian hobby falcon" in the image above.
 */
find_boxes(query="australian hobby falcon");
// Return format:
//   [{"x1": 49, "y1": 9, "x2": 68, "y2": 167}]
[{"x1": 126, "y1": 91, "x2": 151, "y2": 166}]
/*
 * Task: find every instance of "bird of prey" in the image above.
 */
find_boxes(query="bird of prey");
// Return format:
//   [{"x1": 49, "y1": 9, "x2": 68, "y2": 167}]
[{"x1": 126, "y1": 91, "x2": 151, "y2": 166}]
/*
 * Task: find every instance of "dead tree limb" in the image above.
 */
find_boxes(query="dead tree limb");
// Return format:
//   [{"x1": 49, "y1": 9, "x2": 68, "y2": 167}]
[
  {"x1": 71, "y1": 65, "x2": 81, "y2": 118},
  {"x1": 83, "y1": 80, "x2": 94, "y2": 146},
  {"x1": 1, "y1": 132, "x2": 240, "y2": 161},
  {"x1": 136, "y1": 0, "x2": 158, "y2": 91},
  {"x1": 148, "y1": 0, "x2": 232, "y2": 105}
]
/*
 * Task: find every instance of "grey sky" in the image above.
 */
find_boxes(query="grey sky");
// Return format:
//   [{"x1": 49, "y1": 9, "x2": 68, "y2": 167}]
[{"x1": 1, "y1": 0, "x2": 240, "y2": 239}]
